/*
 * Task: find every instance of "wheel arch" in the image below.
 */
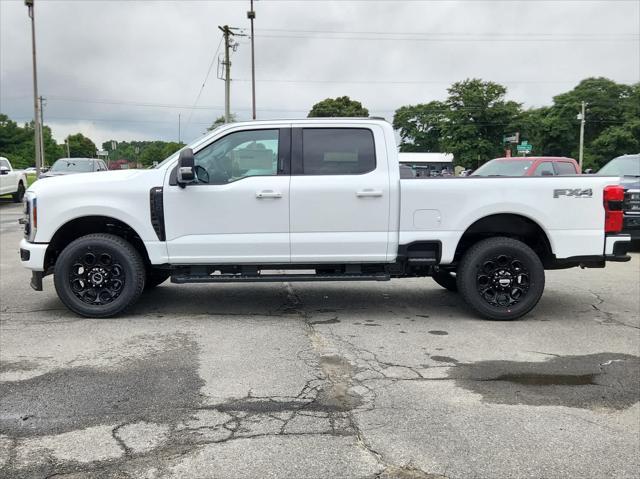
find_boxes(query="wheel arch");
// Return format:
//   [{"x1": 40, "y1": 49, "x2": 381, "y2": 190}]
[
  {"x1": 45, "y1": 216, "x2": 151, "y2": 272},
  {"x1": 453, "y1": 213, "x2": 554, "y2": 266}
]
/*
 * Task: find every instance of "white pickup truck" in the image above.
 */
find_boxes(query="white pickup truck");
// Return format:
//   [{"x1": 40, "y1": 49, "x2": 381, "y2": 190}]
[
  {"x1": 0, "y1": 157, "x2": 27, "y2": 203},
  {"x1": 19, "y1": 119, "x2": 632, "y2": 320}
]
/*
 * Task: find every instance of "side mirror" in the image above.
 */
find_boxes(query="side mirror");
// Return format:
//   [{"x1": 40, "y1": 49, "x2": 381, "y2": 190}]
[
  {"x1": 176, "y1": 148, "x2": 196, "y2": 186},
  {"x1": 584, "y1": 168, "x2": 593, "y2": 174},
  {"x1": 541, "y1": 170, "x2": 554, "y2": 176},
  {"x1": 0, "y1": 166, "x2": 9, "y2": 175}
]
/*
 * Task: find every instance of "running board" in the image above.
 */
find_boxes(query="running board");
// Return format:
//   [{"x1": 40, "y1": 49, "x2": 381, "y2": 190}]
[{"x1": 171, "y1": 273, "x2": 391, "y2": 284}]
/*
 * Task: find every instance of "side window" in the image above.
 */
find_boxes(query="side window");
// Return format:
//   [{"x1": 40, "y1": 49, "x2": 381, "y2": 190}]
[
  {"x1": 302, "y1": 128, "x2": 375, "y2": 175},
  {"x1": 0, "y1": 159, "x2": 9, "y2": 169},
  {"x1": 556, "y1": 162, "x2": 577, "y2": 175},
  {"x1": 534, "y1": 162, "x2": 555, "y2": 176},
  {"x1": 194, "y1": 129, "x2": 279, "y2": 184}
]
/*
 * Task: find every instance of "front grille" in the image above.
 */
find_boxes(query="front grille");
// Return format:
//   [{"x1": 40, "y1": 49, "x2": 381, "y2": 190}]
[{"x1": 624, "y1": 190, "x2": 640, "y2": 214}]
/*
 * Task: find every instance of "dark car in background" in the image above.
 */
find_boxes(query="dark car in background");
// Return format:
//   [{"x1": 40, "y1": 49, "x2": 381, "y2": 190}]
[
  {"x1": 597, "y1": 154, "x2": 640, "y2": 241},
  {"x1": 471, "y1": 156, "x2": 581, "y2": 177},
  {"x1": 39, "y1": 158, "x2": 108, "y2": 179}
]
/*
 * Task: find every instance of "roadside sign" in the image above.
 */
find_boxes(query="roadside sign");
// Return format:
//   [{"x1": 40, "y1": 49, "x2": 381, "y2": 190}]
[
  {"x1": 503, "y1": 133, "x2": 520, "y2": 144},
  {"x1": 97, "y1": 150, "x2": 108, "y2": 157},
  {"x1": 516, "y1": 141, "x2": 532, "y2": 154}
]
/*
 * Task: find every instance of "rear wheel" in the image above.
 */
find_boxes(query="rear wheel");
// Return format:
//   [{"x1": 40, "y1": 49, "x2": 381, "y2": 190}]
[
  {"x1": 457, "y1": 237, "x2": 544, "y2": 320},
  {"x1": 431, "y1": 269, "x2": 458, "y2": 292},
  {"x1": 12, "y1": 182, "x2": 25, "y2": 203},
  {"x1": 54, "y1": 234, "x2": 145, "y2": 317}
]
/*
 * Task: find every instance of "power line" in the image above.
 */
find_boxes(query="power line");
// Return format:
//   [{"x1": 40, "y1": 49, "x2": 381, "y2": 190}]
[
  {"x1": 185, "y1": 35, "x2": 223, "y2": 126},
  {"x1": 256, "y1": 28, "x2": 638, "y2": 40}
]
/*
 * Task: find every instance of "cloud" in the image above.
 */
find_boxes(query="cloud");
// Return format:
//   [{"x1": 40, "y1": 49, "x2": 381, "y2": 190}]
[{"x1": 1, "y1": 0, "x2": 638, "y2": 146}]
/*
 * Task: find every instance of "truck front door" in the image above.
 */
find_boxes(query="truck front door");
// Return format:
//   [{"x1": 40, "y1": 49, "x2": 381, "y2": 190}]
[
  {"x1": 163, "y1": 127, "x2": 291, "y2": 264},
  {"x1": 289, "y1": 126, "x2": 390, "y2": 262}
]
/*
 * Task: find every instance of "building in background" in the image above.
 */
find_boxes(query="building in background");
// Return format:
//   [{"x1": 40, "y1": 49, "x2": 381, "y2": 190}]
[{"x1": 398, "y1": 152, "x2": 454, "y2": 177}]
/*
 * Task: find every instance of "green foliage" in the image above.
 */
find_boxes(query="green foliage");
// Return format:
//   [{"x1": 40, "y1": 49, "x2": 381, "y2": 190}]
[
  {"x1": 0, "y1": 114, "x2": 64, "y2": 168},
  {"x1": 207, "y1": 114, "x2": 237, "y2": 131},
  {"x1": 103, "y1": 140, "x2": 186, "y2": 167},
  {"x1": 441, "y1": 79, "x2": 521, "y2": 168},
  {"x1": 393, "y1": 101, "x2": 446, "y2": 152},
  {"x1": 308, "y1": 96, "x2": 369, "y2": 118},
  {"x1": 65, "y1": 133, "x2": 97, "y2": 158},
  {"x1": 394, "y1": 77, "x2": 638, "y2": 170}
]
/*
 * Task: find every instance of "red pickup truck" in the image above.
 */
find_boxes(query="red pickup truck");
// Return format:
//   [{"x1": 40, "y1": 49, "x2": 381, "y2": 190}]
[{"x1": 472, "y1": 157, "x2": 581, "y2": 177}]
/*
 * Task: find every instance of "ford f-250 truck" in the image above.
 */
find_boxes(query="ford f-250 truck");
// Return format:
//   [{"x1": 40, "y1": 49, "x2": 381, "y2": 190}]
[{"x1": 19, "y1": 119, "x2": 632, "y2": 320}]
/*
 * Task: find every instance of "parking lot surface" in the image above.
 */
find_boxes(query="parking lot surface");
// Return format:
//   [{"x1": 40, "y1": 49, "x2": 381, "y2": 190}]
[{"x1": 1, "y1": 200, "x2": 639, "y2": 479}]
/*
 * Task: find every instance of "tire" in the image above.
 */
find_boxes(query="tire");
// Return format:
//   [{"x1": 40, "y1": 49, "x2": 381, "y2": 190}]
[
  {"x1": 145, "y1": 267, "x2": 170, "y2": 290},
  {"x1": 54, "y1": 234, "x2": 146, "y2": 318},
  {"x1": 431, "y1": 269, "x2": 458, "y2": 292},
  {"x1": 12, "y1": 182, "x2": 25, "y2": 203},
  {"x1": 457, "y1": 237, "x2": 545, "y2": 321}
]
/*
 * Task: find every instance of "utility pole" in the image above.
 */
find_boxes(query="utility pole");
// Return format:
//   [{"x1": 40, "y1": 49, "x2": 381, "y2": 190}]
[
  {"x1": 219, "y1": 25, "x2": 233, "y2": 123},
  {"x1": 248, "y1": 1, "x2": 256, "y2": 120},
  {"x1": 38, "y1": 95, "x2": 46, "y2": 167},
  {"x1": 578, "y1": 101, "x2": 586, "y2": 169},
  {"x1": 25, "y1": 0, "x2": 42, "y2": 177},
  {"x1": 65, "y1": 138, "x2": 70, "y2": 158},
  {"x1": 178, "y1": 113, "x2": 181, "y2": 143}
]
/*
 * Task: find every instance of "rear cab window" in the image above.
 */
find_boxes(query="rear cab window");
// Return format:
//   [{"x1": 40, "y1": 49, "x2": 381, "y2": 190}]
[{"x1": 300, "y1": 128, "x2": 376, "y2": 175}]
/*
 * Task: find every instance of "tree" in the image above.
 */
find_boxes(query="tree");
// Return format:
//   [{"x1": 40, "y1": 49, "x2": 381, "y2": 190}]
[
  {"x1": 589, "y1": 119, "x2": 640, "y2": 167},
  {"x1": 66, "y1": 133, "x2": 97, "y2": 158},
  {"x1": 393, "y1": 101, "x2": 446, "y2": 152},
  {"x1": 440, "y1": 79, "x2": 521, "y2": 168},
  {"x1": 207, "y1": 114, "x2": 237, "y2": 131},
  {"x1": 308, "y1": 96, "x2": 369, "y2": 117}
]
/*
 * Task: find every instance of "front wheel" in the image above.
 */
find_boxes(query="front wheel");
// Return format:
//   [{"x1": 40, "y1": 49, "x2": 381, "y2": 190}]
[
  {"x1": 54, "y1": 234, "x2": 146, "y2": 317},
  {"x1": 12, "y1": 182, "x2": 25, "y2": 203},
  {"x1": 457, "y1": 237, "x2": 545, "y2": 321}
]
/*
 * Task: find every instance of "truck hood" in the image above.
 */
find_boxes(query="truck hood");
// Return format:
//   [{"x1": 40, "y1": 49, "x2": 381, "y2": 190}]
[{"x1": 28, "y1": 169, "x2": 163, "y2": 196}]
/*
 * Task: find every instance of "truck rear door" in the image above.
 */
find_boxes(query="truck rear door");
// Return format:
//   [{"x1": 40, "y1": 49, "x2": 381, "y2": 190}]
[{"x1": 289, "y1": 125, "x2": 390, "y2": 262}]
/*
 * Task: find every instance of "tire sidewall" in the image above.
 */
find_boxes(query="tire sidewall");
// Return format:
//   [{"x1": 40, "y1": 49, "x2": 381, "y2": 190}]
[
  {"x1": 54, "y1": 236, "x2": 143, "y2": 317},
  {"x1": 13, "y1": 183, "x2": 25, "y2": 203},
  {"x1": 458, "y1": 239, "x2": 545, "y2": 320}
]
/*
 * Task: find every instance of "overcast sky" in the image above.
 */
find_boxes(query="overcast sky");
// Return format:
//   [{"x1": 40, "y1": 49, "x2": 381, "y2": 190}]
[{"x1": 1, "y1": 0, "x2": 638, "y2": 147}]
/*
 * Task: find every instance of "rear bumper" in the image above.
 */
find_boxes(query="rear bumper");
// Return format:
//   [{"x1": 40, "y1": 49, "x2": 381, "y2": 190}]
[{"x1": 605, "y1": 234, "x2": 632, "y2": 262}]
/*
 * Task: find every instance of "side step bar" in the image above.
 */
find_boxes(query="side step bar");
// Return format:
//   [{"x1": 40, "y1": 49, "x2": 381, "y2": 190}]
[{"x1": 171, "y1": 273, "x2": 391, "y2": 284}]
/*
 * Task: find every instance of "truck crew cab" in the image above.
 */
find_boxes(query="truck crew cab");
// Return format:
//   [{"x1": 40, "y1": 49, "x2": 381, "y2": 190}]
[{"x1": 19, "y1": 119, "x2": 632, "y2": 320}]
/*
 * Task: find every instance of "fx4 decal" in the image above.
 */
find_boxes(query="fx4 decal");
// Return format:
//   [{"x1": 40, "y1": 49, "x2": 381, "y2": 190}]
[{"x1": 553, "y1": 188, "x2": 593, "y2": 198}]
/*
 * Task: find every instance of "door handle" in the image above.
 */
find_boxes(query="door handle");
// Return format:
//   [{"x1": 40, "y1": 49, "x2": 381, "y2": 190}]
[
  {"x1": 356, "y1": 189, "x2": 383, "y2": 198},
  {"x1": 256, "y1": 190, "x2": 283, "y2": 199}
]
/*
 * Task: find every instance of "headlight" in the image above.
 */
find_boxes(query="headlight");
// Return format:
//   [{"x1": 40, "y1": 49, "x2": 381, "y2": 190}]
[{"x1": 21, "y1": 195, "x2": 37, "y2": 241}]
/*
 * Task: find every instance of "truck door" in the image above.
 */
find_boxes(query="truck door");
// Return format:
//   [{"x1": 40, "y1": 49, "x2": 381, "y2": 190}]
[
  {"x1": 163, "y1": 127, "x2": 291, "y2": 264},
  {"x1": 289, "y1": 126, "x2": 390, "y2": 262}
]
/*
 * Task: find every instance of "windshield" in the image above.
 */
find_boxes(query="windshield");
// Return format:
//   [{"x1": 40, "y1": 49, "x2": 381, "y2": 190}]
[
  {"x1": 50, "y1": 159, "x2": 94, "y2": 172},
  {"x1": 472, "y1": 159, "x2": 534, "y2": 177},
  {"x1": 597, "y1": 155, "x2": 640, "y2": 177}
]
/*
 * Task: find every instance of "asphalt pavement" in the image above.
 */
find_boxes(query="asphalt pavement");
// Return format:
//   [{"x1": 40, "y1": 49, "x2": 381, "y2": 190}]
[{"x1": 0, "y1": 200, "x2": 639, "y2": 479}]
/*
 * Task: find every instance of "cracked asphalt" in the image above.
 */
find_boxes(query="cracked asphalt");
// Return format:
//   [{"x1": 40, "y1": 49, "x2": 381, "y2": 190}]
[{"x1": 1, "y1": 200, "x2": 639, "y2": 479}]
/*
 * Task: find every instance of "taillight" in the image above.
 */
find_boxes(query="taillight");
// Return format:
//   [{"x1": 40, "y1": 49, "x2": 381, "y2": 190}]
[{"x1": 603, "y1": 185, "x2": 624, "y2": 234}]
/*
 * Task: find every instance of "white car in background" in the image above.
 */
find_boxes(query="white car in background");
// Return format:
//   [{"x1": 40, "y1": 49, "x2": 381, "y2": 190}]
[{"x1": 0, "y1": 156, "x2": 28, "y2": 202}]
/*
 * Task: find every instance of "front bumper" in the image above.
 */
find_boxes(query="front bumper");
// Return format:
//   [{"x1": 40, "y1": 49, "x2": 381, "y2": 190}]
[
  {"x1": 19, "y1": 238, "x2": 48, "y2": 271},
  {"x1": 604, "y1": 234, "x2": 632, "y2": 262}
]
